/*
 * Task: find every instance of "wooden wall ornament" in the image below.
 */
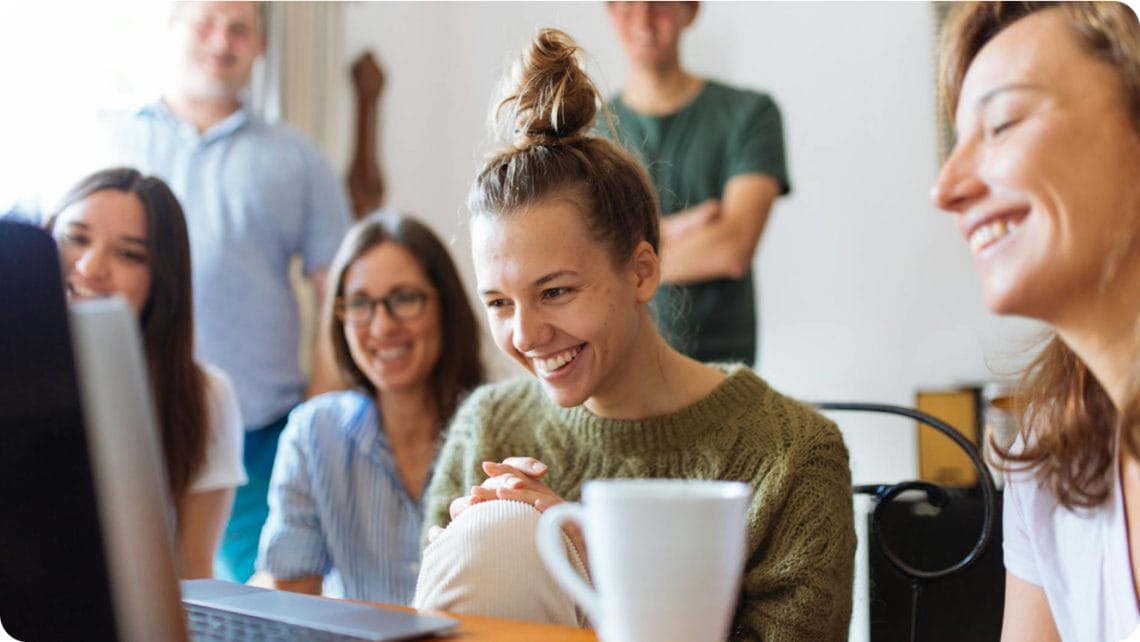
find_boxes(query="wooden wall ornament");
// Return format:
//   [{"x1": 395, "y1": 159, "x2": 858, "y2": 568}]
[{"x1": 348, "y1": 51, "x2": 385, "y2": 220}]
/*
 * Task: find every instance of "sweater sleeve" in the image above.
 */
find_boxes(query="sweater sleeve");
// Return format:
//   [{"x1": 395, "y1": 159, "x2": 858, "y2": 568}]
[
  {"x1": 734, "y1": 418, "x2": 856, "y2": 642},
  {"x1": 421, "y1": 386, "x2": 495, "y2": 547}
]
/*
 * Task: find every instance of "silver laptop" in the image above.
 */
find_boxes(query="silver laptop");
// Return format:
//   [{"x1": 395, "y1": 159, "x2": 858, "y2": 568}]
[
  {"x1": 181, "y1": 579, "x2": 455, "y2": 641},
  {"x1": 0, "y1": 221, "x2": 457, "y2": 642}
]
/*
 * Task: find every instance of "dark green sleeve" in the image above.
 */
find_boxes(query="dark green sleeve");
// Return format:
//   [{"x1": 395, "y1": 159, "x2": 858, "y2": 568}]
[
  {"x1": 420, "y1": 386, "x2": 495, "y2": 548},
  {"x1": 728, "y1": 94, "x2": 791, "y2": 195}
]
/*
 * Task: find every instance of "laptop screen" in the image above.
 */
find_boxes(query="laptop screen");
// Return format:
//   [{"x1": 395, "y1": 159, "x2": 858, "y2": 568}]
[
  {"x1": 0, "y1": 221, "x2": 187, "y2": 642},
  {"x1": 0, "y1": 220, "x2": 119, "y2": 640},
  {"x1": 0, "y1": 221, "x2": 457, "y2": 642}
]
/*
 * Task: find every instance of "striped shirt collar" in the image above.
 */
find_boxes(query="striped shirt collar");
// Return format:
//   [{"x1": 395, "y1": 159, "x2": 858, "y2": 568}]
[{"x1": 342, "y1": 392, "x2": 389, "y2": 465}]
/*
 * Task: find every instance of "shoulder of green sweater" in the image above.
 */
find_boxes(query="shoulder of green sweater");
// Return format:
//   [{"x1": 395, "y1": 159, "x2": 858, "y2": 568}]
[
  {"x1": 472, "y1": 375, "x2": 546, "y2": 406},
  {"x1": 715, "y1": 363, "x2": 846, "y2": 450},
  {"x1": 445, "y1": 375, "x2": 549, "y2": 436}
]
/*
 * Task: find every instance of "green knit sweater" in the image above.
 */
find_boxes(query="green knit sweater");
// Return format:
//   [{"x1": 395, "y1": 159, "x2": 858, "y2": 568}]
[{"x1": 423, "y1": 364, "x2": 855, "y2": 641}]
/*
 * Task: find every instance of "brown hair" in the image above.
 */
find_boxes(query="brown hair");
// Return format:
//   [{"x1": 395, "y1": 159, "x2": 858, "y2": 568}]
[
  {"x1": 47, "y1": 167, "x2": 207, "y2": 500},
  {"x1": 938, "y1": 2, "x2": 1140, "y2": 509},
  {"x1": 468, "y1": 28, "x2": 660, "y2": 267},
  {"x1": 326, "y1": 212, "x2": 485, "y2": 422},
  {"x1": 939, "y1": 2, "x2": 1140, "y2": 147}
]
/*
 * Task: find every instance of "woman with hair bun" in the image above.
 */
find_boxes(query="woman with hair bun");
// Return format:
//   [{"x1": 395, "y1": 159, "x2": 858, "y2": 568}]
[
  {"x1": 413, "y1": 29, "x2": 854, "y2": 640},
  {"x1": 932, "y1": 3, "x2": 1140, "y2": 640}
]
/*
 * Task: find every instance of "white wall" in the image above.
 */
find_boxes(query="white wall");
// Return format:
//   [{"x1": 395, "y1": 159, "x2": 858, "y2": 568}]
[{"x1": 334, "y1": 1, "x2": 1043, "y2": 485}]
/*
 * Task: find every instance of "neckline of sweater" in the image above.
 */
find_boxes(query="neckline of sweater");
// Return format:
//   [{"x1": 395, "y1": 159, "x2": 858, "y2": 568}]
[{"x1": 549, "y1": 364, "x2": 768, "y2": 452}]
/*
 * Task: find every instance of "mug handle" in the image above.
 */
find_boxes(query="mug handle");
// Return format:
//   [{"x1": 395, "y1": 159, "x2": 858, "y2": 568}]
[{"x1": 536, "y1": 502, "x2": 600, "y2": 625}]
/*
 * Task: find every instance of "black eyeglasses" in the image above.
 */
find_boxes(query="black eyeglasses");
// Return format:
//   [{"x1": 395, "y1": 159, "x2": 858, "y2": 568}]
[{"x1": 336, "y1": 289, "x2": 433, "y2": 325}]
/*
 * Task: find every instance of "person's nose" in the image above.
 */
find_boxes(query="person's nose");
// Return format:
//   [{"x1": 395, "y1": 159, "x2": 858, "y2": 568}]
[
  {"x1": 930, "y1": 141, "x2": 987, "y2": 214},
  {"x1": 367, "y1": 301, "x2": 400, "y2": 336},
  {"x1": 74, "y1": 247, "x2": 109, "y2": 281},
  {"x1": 511, "y1": 304, "x2": 550, "y2": 355}
]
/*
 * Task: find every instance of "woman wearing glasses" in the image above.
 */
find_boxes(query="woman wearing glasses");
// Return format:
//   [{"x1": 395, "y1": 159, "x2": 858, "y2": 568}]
[{"x1": 256, "y1": 213, "x2": 485, "y2": 603}]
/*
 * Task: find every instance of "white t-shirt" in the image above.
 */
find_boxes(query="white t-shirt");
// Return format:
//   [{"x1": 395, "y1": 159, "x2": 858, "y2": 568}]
[
  {"x1": 187, "y1": 364, "x2": 248, "y2": 493},
  {"x1": 1004, "y1": 439, "x2": 1139, "y2": 642}
]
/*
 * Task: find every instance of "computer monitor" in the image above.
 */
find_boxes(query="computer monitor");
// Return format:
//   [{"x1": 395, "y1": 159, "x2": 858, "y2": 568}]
[
  {"x1": 0, "y1": 221, "x2": 459, "y2": 642},
  {"x1": 0, "y1": 221, "x2": 187, "y2": 642}
]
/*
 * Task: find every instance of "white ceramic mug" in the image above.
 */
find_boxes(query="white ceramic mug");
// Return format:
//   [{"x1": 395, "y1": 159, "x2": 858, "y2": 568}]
[{"x1": 537, "y1": 479, "x2": 750, "y2": 642}]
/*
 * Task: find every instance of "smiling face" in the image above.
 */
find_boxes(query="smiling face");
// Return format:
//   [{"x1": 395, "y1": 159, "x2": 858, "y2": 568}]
[
  {"x1": 340, "y1": 242, "x2": 443, "y2": 396},
  {"x1": 472, "y1": 198, "x2": 657, "y2": 411},
  {"x1": 53, "y1": 189, "x2": 153, "y2": 315},
  {"x1": 607, "y1": 1, "x2": 696, "y2": 70},
  {"x1": 170, "y1": 1, "x2": 264, "y2": 103},
  {"x1": 931, "y1": 8, "x2": 1140, "y2": 324}
]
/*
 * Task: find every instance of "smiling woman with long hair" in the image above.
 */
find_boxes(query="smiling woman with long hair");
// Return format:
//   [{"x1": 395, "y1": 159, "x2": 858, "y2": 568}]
[
  {"x1": 255, "y1": 213, "x2": 485, "y2": 604},
  {"x1": 46, "y1": 167, "x2": 246, "y2": 579},
  {"x1": 931, "y1": 3, "x2": 1140, "y2": 640}
]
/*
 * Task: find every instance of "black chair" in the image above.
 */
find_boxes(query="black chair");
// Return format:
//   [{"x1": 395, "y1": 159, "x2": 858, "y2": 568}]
[{"x1": 814, "y1": 402, "x2": 1000, "y2": 642}]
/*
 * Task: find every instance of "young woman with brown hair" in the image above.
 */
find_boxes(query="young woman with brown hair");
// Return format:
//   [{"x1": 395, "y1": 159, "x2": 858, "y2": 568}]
[
  {"x1": 932, "y1": 3, "x2": 1140, "y2": 639},
  {"x1": 413, "y1": 29, "x2": 854, "y2": 641},
  {"x1": 47, "y1": 167, "x2": 246, "y2": 579},
  {"x1": 256, "y1": 213, "x2": 485, "y2": 603}
]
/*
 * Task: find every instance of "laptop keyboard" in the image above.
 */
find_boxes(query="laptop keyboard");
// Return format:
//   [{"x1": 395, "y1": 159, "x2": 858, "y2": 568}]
[{"x1": 186, "y1": 602, "x2": 380, "y2": 642}]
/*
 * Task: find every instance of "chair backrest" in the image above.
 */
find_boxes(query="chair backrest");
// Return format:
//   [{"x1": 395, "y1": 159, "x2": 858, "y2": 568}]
[{"x1": 816, "y1": 402, "x2": 999, "y2": 642}]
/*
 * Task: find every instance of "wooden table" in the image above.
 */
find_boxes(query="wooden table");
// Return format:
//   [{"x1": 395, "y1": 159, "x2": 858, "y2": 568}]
[
  {"x1": 371, "y1": 602, "x2": 597, "y2": 641},
  {"x1": 432, "y1": 610, "x2": 596, "y2": 641}
]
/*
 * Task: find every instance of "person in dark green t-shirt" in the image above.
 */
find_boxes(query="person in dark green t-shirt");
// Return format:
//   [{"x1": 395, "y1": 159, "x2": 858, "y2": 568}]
[{"x1": 603, "y1": 1, "x2": 791, "y2": 366}]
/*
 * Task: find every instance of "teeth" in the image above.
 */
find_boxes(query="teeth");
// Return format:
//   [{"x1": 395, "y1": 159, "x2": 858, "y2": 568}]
[
  {"x1": 69, "y1": 283, "x2": 104, "y2": 298},
  {"x1": 534, "y1": 345, "x2": 582, "y2": 374},
  {"x1": 377, "y1": 346, "x2": 410, "y2": 361},
  {"x1": 969, "y1": 218, "x2": 1018, "y2": 253}
]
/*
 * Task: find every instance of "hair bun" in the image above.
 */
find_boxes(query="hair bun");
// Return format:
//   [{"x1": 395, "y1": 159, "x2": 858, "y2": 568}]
[{"x1": 495, "y1": 28, "x2": 600, "y2": 148}]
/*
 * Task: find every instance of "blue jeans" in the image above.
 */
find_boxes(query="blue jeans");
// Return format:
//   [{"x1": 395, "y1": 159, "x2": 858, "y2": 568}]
[{"x1": 213, "y1": 413, "x2": 290, "y2": 582}]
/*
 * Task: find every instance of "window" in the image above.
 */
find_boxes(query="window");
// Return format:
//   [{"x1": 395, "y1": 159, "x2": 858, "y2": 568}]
[{"x1": 0, "y1": 1, "x2": 170, "y2": 214}]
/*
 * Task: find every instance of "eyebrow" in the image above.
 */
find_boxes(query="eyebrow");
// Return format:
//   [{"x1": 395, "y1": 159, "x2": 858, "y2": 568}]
[
  {"x1": 62, "y1": 221, "x2": 148, "y2": 248},
  {"x1": 975, "y1": 82, "x2": 1043, "y2": 108},
  {"x1": 120, "y1": 235, "x2": 149, "y2": 248},
  {"x1": 533, "y1": 270, "x2": 578, "y2": 288},
  {"x1": 477, "y1": 270, "x2": 580, "y2": 297},
  {"x1": 346, "y1": 282, "x2": 429, "y2": 296}
]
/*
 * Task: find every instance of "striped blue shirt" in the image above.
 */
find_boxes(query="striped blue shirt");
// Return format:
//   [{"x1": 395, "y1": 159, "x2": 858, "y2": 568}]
[{"x1": 256, "y1": 391, "x2": 429, "y2": 604}]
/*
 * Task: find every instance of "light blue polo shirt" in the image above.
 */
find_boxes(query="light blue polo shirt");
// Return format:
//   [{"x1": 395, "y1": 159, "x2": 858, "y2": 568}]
[
  {"x1": 257, "y1": 391, "x2": 430, "y2": 604},
  {"x1": 109, "y1": 102, "x2": 351, "y2": 427}
]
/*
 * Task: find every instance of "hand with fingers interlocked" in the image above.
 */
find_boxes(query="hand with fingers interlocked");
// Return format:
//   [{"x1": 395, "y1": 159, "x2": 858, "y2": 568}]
[{"x1": 427, "y1": 456, "x2": 587, "y2": 563}]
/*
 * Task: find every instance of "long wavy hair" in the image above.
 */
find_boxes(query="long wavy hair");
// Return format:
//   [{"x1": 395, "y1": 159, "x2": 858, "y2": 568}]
[
  {"x1": 938, "y1": 2, "x2": 1140, "y2": 509},
  {"x1": 47, "y1": 167, "x2": 207, "y2": 500}
]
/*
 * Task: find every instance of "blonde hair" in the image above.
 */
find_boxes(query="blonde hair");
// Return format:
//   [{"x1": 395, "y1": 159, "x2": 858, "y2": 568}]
[{"x1": 467, "y1": 28, "x2": 660, "y2": 267}]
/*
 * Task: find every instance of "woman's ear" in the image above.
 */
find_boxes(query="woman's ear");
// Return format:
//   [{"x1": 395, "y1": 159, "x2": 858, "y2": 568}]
[{"x1": 629, "y1": 240, "x2": 661, "y2": 304}]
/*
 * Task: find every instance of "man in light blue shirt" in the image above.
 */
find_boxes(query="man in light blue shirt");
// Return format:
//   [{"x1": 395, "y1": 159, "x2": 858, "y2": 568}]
[{"x1": 109, "y1": 1, "x2": 352, "y2": 582}]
